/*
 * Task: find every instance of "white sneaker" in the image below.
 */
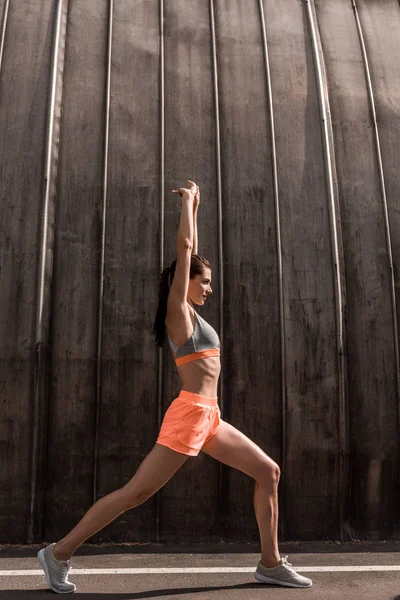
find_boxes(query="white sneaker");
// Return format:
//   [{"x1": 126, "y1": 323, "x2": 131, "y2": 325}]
[
  {"x1": 38, "y1": 543, "x2": 76, "y2": 594},
  {"x1": 255, "y1": 555, "x2": 312, "y2": 588}
]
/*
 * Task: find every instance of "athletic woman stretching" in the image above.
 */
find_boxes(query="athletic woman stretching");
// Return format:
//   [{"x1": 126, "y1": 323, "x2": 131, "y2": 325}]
[{"x1": 38, "y1": 180, "x2": 312, "y2": 593}]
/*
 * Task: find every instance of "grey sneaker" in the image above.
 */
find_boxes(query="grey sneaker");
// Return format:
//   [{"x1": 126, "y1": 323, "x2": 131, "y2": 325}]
[
  {"x1": 255, "y1": 555, "x2": 312, "y2": 588},
  {"x1": 38, "y1": 543, "x2": 76, "y2": 594}
]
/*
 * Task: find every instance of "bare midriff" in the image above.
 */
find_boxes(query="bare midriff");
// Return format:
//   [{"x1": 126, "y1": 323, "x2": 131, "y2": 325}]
[{"x1": 177, "y1": 356, "x2": 221, "y2": 398}]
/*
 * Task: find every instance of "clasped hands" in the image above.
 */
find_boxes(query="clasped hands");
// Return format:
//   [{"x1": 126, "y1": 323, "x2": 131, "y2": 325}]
[{"x1": 172, "y1": 180, "x2": 200, "y2": 208}]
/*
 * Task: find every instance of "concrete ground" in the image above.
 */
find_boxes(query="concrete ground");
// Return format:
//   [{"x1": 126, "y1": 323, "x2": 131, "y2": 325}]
[{"x1": 0, "y1": 542, "x2": 399, "y2": 599}]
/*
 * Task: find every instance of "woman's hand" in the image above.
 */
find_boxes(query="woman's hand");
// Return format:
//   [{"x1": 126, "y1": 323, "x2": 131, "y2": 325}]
[
  {"x1": 188, "y1": 180, "x2": 200, "y2": 209},
  {"x1": 172, "y1": 180, "x2": 198, "y2": 202}
]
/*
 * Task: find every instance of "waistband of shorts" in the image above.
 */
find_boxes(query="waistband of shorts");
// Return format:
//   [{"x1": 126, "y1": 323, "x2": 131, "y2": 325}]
[{"x1": 177, "y1": 390, "x2": 218, "y2": 406}]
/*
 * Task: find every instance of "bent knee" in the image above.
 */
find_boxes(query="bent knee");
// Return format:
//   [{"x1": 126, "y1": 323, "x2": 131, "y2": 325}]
[{"x1": 256, "y1": 461, "x2": 280, "y2": 488}]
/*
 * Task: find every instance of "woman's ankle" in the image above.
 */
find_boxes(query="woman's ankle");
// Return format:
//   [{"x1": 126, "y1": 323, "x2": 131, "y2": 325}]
[
  {"x1": 53, "y1": 542, "x2": 72, "y2": 562},
  {"x1": 261, "y1": 554, "x2": 281, "y2": 568}
]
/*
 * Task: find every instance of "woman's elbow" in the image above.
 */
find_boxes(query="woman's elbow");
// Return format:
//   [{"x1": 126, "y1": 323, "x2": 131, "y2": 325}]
[{"x1": 177, "y1": 237, "x2": 193, "y2": 252}]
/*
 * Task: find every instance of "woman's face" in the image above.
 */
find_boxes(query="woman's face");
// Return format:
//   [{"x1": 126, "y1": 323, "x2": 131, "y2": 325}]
[{"x1": 188, "y1": 267, "x2": 212, "y2": 306}]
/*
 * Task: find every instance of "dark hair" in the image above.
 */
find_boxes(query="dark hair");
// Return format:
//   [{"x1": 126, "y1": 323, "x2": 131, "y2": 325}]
[{"x1": 153, "y1": 254, "x2": 211, "y2": 347}]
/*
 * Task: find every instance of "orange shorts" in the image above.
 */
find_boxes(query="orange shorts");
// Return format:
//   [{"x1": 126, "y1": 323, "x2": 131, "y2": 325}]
[{"x1": 156, "y1": 390, "x2": 226, "y2": 456}]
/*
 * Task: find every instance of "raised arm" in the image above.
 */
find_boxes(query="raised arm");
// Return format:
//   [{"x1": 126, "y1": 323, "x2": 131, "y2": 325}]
[
  {"x1": 168, "y1": 181, "x2": 197, "y2": 309},
  {"x1": 190, "y1": 180, "x2": 200, "y2": 255},
  {"x1": 166, "y1": 181, "x2": 198, "y2": 344}
]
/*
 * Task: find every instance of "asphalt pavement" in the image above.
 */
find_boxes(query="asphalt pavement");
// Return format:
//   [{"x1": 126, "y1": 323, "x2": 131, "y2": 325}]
[{"x1": 0, "y1": 542, "x2": 399, "y2": 599}]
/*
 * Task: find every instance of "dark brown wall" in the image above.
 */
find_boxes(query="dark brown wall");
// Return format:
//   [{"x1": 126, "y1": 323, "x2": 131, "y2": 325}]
[{"x1": 0, "y1": 0, "x2": 399, "y2": 543}]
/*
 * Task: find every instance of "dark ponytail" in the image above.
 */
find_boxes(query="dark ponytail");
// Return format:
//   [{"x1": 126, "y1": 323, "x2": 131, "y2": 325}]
[
  {"x1": 153, "y1": 261, "x2": 177, "y2": 347},
  {"x1": 153, "y1": 254, "x2": 211, "y2": 347}
]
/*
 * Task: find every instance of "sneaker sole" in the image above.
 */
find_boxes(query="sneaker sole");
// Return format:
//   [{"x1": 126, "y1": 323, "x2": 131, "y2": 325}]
[
  {"x1": 38, "y1": 549, "x2": 76, "y2": 595},
  {"x1": 255, "y1": 571, "x2": 312, "y2": 588}
]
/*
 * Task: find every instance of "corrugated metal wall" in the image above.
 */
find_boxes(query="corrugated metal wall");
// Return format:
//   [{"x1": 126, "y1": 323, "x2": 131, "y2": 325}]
[{"x1": 0, "y1": 0, "x2": 399, "y2": 544}]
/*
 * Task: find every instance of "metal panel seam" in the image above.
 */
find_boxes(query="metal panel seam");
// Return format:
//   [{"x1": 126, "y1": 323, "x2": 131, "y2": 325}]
[
  {"x1": 304, "y1": 0, "x2": 348, "y2": 539},
  {"x1": 0, "y1": 0, "x2": 10, "y2": 75},
  {"x1": 93, "y1": 0, "x2": 114, "y2": 505},
  {"x1": 29, "y1": 0, "x2": 69, "y2": 543},
  {"x1": 209, "y1": 0, "x2": 223, "y2": 411},
  {"x1": 209, "y1": 0, "x2": 224, "y2": 507},
  {"x1": 351, "y1": 0, "x2": 400, "y2": 444},
  {"x1": 257, "y1": 0, "x2": 287, "y2": 540}
]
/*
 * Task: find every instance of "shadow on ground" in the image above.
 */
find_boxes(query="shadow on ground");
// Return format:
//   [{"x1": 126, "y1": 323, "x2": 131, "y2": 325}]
[{"x1": 0, "y1": 582, "x2": 282, "y2": 599}]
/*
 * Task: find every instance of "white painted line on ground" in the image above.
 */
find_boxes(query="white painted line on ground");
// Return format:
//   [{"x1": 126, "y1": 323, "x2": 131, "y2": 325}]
[{"x1": 0, "y1": 565, "x2": 400, "y2": 576}]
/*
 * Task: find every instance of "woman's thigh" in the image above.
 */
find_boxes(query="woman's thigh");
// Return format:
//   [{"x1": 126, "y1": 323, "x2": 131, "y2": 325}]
[
  {"x1": 123, "y1": 443, "x2": 189, "y2": 500},
  {"x1": 201, "y1": 423, "x2": 279, "y2": 481}
]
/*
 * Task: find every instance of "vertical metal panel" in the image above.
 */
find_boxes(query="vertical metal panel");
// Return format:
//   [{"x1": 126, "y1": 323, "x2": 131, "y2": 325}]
[
  {"x1": 155, "y1": 0, "x2": 165, "y2": 545},
  {"x1": 209, "y1": 0, "x2": 224, "y2": 408},
  {"x1": 266, "y1": 0, "x2": 341, "y2": 539},
  {"x1": 258, "y1": 0, "x2": 287, "y2": 537},
  {"x1": 93, "y1": 0, "x2": 113, "y2": 506},
  {"x1": 29, "y1": 0, "x2": 68, "y2": 543},
  {"x1": 0, "y1": 0, "x2": 54, "y2": 544},
  {"x1": 0, "y1": 0, "x2": 9, "y2": 73},
  {"x1": 305, "y1": 0, "x2": 348, "y2": 540},
  {"x1": 215, "y1": 0, "x2": 281, "y2": 541},
  {"x1": 158, "y1": 0, "x2": 221, "y2": 542},
  {"x1": 351, "y1": 2, "x2": 400, "y2": 399},
  {"x1": 95, "y1": 0, "x2": 160, "y2": 543},
  {"x1": 34, "y1": 0, "x2": 64, "y2": 362},
  {"x1": 349, "y1": 0, "x2": 400, "y2": 538},
  {"x1": 209, "y1": 0, "x2": 226, "y2": 518},
  {"x1": 42, "y1": 0, "x2": 108, "y2": 540}
]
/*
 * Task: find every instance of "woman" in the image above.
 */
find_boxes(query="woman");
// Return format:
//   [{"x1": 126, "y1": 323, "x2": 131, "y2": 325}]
[{"x1": 38, "y1": 181, "x2": 312, "y2": 593}]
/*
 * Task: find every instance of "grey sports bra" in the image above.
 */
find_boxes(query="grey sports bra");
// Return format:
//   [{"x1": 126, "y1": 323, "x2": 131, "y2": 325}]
[{"x1": 168, "y1": 311, "x2": 220, "y2": 366}]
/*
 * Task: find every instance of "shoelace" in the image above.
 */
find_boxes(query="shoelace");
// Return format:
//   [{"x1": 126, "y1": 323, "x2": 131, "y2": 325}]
[
  {"x1": 281, "y1": 556, "x2": 296, "y2": 572},
  {"x1": 59, "y1": 564, "x2": 70, "y2": 582}
]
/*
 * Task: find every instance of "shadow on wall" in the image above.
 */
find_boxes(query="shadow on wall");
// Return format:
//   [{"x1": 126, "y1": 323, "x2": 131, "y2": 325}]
[{"x1": 1, "y1": 541, "x2": 400, "y2": 559}]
